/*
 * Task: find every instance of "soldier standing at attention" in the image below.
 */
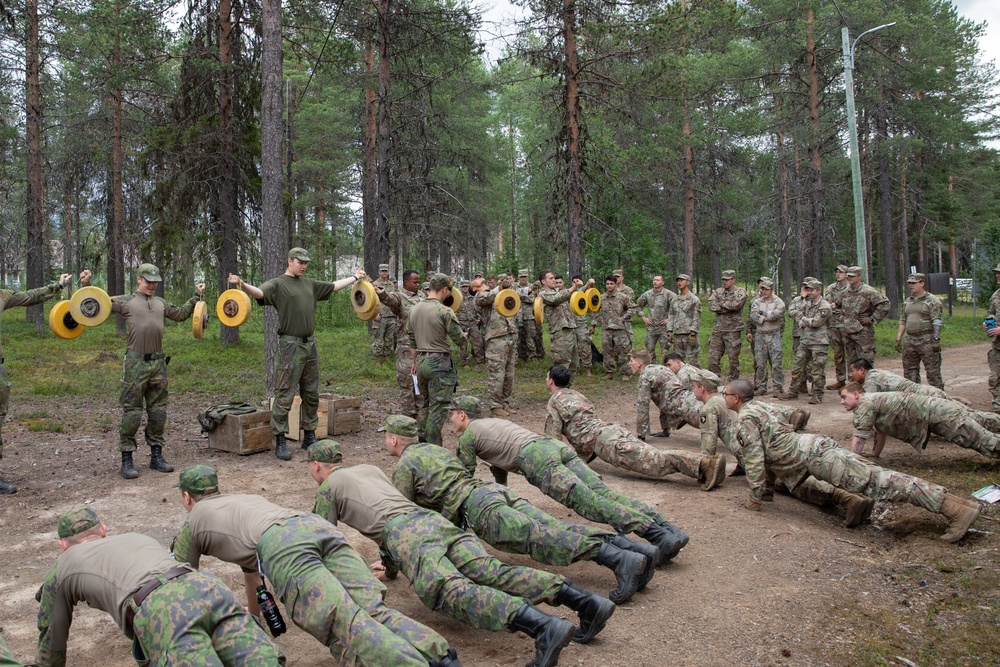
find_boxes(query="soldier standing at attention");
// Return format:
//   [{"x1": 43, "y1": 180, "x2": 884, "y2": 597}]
[
  {"x1": 597, "y1": 275, "x2": 634, "y2": 380},
  {"x1": 613, "y1": 269, "x2": 635, "y2": 345},
  {"x1": 0, "y1": 270, "x2": 82, "y2": 494},
  {"x1": 455, "y1": 280, "x2": 480, "y2": 366},
  {"x1": 824, "y1": 264, "x2": 850, "y2": 390},
  {"x1": 376, "y1": 269, "x2": 423, "y2": 418},
  {"x1": 570, "y1": 274, "x2": 594, "y2": 375},
  {"x1": 985, "y1": 263, "x2": 1000, "y2": 412},
  {"x1": 779, "y1": 277, "x2": 831, "y2": 404},
  {"x1": 515, "y1": 269, "x2": 538, "y2": 361},
  {"x1": 745, "y1": 277, "x2": 785, "y2": 396},
  {"x1": 707, "y1": 269, "x2": 747, "y2": 381},
  {"x1": 230, "y1": 248, "x2": 365, "y2": 460},
  {"x1": 540, "y1": 271, "x2": 592, "y2": 376},
  {"x1": 475, "y1": 275, "x2": 518, "y2": 417},
  {"x1": 407, "y1": 273, "x2": 467, "y2": 443},
  {"x1": 785, "y1": 283, "x2": 809, "y2": 394},
  {"x1": 636, "y1": 275, "x2": 674, "y2": 363},
  {"x1": 370, "y1": 263, "x2": 397, "y2": 365},
  {"x1": 668, "y1": 274, "x2": 701, "y2": 366},
  {"x1": 840, "y1": 265, "x2": 890, "y2": 363},
  {"x1": 896, "y1": 273, "x2": 944, "y2": 389},
  {"x1": 36, "y1": 507, "x2": 282, "y2": 666}
]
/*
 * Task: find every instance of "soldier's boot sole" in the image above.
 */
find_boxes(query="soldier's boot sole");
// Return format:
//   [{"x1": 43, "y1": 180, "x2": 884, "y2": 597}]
[
  {"x1": 699, "y1": 455, "x2": 727, "y2": 491},
  {"x1": 509, "y1": 605, "x2": 575, "y2": 667},
  {"x1": 789, "y1": 409, "x2": 811, "y2": 432},
  {"x1": 834, "y1": 489, "x2": 875, "y2": 528},
  {"x1": 940, "y1": 494, "x2": 981, "y2": 543}
]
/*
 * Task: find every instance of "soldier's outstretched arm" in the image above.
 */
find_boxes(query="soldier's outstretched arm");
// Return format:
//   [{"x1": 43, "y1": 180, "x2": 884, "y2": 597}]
[
  {"x1": 35, "y1": 564, "x2": 70, "y2": 667},
  {"x1": 736, "y1": 421, "x2": 768, "y2": 506},
  {"x1": 244, "y1": 571, "x2": 263, "y2": 616},
  {"x1": 229, "y1": 274, "x2": 264, "y2": 300}
]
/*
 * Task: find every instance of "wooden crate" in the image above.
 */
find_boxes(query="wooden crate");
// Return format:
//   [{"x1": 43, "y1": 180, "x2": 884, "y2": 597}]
[
  {"x1": 208, "y1": 410, "x2": 273, "y2": 455},
  {"x1": 322, "y1": 394, "x2": 362, "y2": 435},
  {"x1": 269, "y1": 396, "x2": 329, "y2": 441}
]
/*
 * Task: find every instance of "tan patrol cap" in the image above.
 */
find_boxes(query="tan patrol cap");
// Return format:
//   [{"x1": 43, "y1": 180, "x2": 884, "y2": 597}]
[
  {"x1": 845, "y1": 266, "x2": 863, "y2": 276},
  {"x1": 907, "y1": 273, "x2": 926, "y2": 283},
  {"x1": 676, "y1": 273, "x2": 692, "y2": 282},
  {"x1": 721, "y1": 270, "x2": 736, "y2": 280}
]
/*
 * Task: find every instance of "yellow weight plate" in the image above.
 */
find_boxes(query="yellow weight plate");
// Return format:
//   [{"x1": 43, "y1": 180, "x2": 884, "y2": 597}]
[
  {"x1": 358, "y1": 297, "x2": 380, "y2": 321},
  {"x1": 192, "y1": 300, "x2": 208, "y2": 339},
  {"x1": 351, "y1": 280, "x2": 378, "y2": 314},
  {"x1": 533, "y1": 296, "x2": 544, "y2": 325},
  {"x1": 49, "y1": 300, "x2": 86, "y2": 339},
  {"x1": 441, "y1": 286, "x2": 463, "y2": 312},
  {"x1": 216, "y1": 289, "x2": 251, "y2": 327},
  {"x1": 570, "y1": 291, "x2": 589, "y2": 317},
  {"x1": 495, "y1": 288, "x2": 521, "y2": 318},
  {"x1": 586, "y1": 287, "x2": 602, "y2": 313},
  {"x1": 69, "y1": 285, "x2": 112, "y2": 326}
]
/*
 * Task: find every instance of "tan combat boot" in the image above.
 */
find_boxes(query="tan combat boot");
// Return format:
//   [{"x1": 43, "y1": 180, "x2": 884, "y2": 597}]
[
  {"x1": 833, "y1": 488, "x2": 875, "y2": 528},
  {"x1": 826, "y1": 380, "x2": 845, "y2": 390},
  {"x1": 491, "y1": 407, "x2": 511, "y2": 417},
  {"x1": 789, "y1": 409, "x2": 811, "y2": 432},
  {"x1": 698, "y1": 455, "x2": 727, "y2": 491},
  {"x1": 776, "y1": 391, "x2": 799, "y2": 400},
  {"x1": 939, "y1": 494, "x2": 981, "y2": 543}
]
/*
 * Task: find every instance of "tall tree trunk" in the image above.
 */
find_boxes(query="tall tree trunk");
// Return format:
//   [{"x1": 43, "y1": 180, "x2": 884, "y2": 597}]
[
  {"x1": 361, "y1": 28, "x2": 377, "y2": 275},
  {"x1": 874, "y1": 81, "x2": 898, "y2": 316},
  {"x1": 805, "y1": 8, "x2": 823, "y2": 278},
  {"x1": 680, "y1": 0, "x2": 694, "y2": 277},
  {"x1": 372, "y1": 0, "x2": 392, "y2": 275},
  {"x1": 793, "y1": 145, "x2": 805, "y2": 280},
  {"x1": 107, "y1": 0, "x2": 126, "y2": 335},
  {"x1": 899, "y1": 157, "x2": 910, "y2": 278},
  {"x1": 25, "y1": 0, "x2": 45, "y2": 331},
  {"x1": 63, "y1": 164, "x2": 74, "y2": 296},
  {"x1": 563, "y1": 0, "x2": 583, "y2": 278},
  {"x1": 774, "y1": 84, "x2": 791, "y2": 301},
  {"x1": 217, "y1": 0, "x2": 239, "y2": 346}
]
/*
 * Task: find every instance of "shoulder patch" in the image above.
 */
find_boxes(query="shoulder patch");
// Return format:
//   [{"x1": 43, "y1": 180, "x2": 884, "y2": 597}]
[{"x1": 700, "y1": 415, "x2": 707, "y2": 424}]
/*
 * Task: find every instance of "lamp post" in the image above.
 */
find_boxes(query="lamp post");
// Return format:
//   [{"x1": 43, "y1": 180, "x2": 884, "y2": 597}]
[{"x1": 841, "y1": 22, "x2": 894, "y2": 283}]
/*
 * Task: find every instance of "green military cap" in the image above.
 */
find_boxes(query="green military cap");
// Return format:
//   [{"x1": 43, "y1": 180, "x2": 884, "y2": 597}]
[
  {"x1": 612, "y1": 269, "x2": 624, "y2": 277},
  {"x1": 174, "y1": 465, "x2": 219, "y2": 494},
  {"x1": 378, "y1": 264, "x2": 390, "y2": 271},
  {"x1": 676, "y1": 273, "x2": 692, "y2": 282},
  {"x1": 802, "y1": 277, "x2": 823, "y2": 290},
  {"x1": 378, "y1": 415, "x2": 418, "y2": 437},
  {"x1": 835, "y1": 264, "x2": 849, "y2": 273},
  {"x1": 518, "y1": 269, "x2": 529, "y2": 277},
  {"x1": 307, "y1": 439, "x2": 343, "y2": 463},
  {"x1": 288, "y1": 247, "x2": 312, "y2": 262},
  {"x1": 57, "y1": 506, "x2": 100, "y2": 538},
  {"x1": 137, "y1": 263, "x2": 162, "y2": 282},
  {"x1": 460, "y1": 280, "x2": 470, "y2": 288},
  {"x1": 693, "y1": 368, "x2": 722, "y2": 390},
  {"x1": 721, "y1": 269, "x2": 736, "y2": 280},
  {"x1": 845, "y1": 266, "x2": 863, "y2": 276},
  {"x1": 907, "y1": 273, "x2": 926, "y2": 283},
  {"x1": 450, "y1": 395, "x2": 482, "y2": 415},
  {"x1": 421, "y1": 282, "x2": 430, "y2": 291},
  {"x1": 428, "y1": 273, "x2": 453, "y2": 289},
  {"x1": 759, "y1": 277, "x2": 775, "y2": 289}
]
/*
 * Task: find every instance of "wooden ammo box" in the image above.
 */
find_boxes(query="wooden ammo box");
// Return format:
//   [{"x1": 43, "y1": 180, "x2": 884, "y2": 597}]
[
  {"x1": 321, "y1": 394, "x2": 362, "y2": 435},
  {"x1": 208, "y1": 409, "x2": 273, "y2": 455}
]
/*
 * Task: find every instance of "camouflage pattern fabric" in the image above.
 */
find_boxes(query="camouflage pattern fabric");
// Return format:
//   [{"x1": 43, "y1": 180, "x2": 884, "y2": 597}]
[
  {"x1": 131, "y1": 570, "x2": 285, "y2": 666},
  {"x1": 119, "y1": 350, "x2": 169, "y2": 452},
  {"x1": 383, "y1": 509, "x2": 564, "y2": 631},
  {"x1": 416, "y1": 354, "x2": 457, "y2": 445},
  {"x1": 673, "y1": 332, "x2": 700, "y2": 366},
  {"x1": 380, "y1": 288, "x2": 424, "y2": 417},
  {"x1": 0, "y1": 632, "x2": 22, "y2": 667},
  {"x1": 485, "y1": 334, "x2": 517, "y2": 410},
  {"x1": 708, "y1": 286, "x2": 747, "y2": 332},
  {"x1": 271, "y1": 336, "x2": 319, "y2": 436},
  {"x1": 370, "y1": 317, "x2": 397, "y2": 360},
  {"x1": 989, "y1": 288, "x2": 1000, "y2": 412},
  {"x1": 515, "y1": 285, "x2": 540, "y2": 360},
  {"x1": 708, "y1": 331, "x2": 743, "y2": 381},
  {"x1": 752, "y1": 332, "x2": 784, "y2": 394},
  {"x1": 549, "y1": 328, "x2": 579, "y2": 373},
  {"x1": 841, "y1": 283, "x2": 889, "y2": 362},
  {"x1": 257, "y1": 514, "x2": 449, "y2": 666},
  {"x1": 902, "y1": 334, "x2": 943, "y2": 389},
  {"x1": 825, "y1": 281, "x2": 849, "y2": 383},
  {"x1": 698, "y1": 394, "x2": 739, "y2": 457},
  {"x1": 456, "y1": 291, "x2": 484, "y2": 364},
  {"x1": 635, "y1": 364, "x2": 697, "y2": 436},
  {"x1": 862, "y1": 368, "x2": 948, "y2": 399},
  {"x1": 669, "y1": 292, "x2": 701, "y2": 335},
  {"x1": 0, "y1": 363, "x2": 9, "y2": 461},
  {"x1": 786, "y1": 295, "x2": 805, "y2": 357},
  {"x1": 594, "y1": 423, "x2": 700, "y2": 479},
  {"x1": 636, "y1": 288, "x2": 674, "y2": 360},
  {"x1": 574, "y1": 314, "x2": 592, "y2": 369},
  {"x1": 675, "y1": 363, "x2": 700, "y2": 390},
  {"x1": 539, "y1": 287, "x2": 576, "y2": 332},
  {"x1": 602, "y1": 329, "x2": 631, "y2": 377},
  {"x1": 790, "y1": 345, "x2": 827, "y2": 400}
]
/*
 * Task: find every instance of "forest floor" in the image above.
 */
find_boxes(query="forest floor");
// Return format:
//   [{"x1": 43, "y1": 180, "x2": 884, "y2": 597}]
[{"x1": 0, "y1": 343, "x2": 998, "y2": 667}]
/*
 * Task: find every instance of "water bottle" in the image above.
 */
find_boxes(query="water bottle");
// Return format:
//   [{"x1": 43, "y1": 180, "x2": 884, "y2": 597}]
[
  {"x1": 985, "y1": 316, "x2": 996, "y2": 333},
  {"x1": 256, "y1": 585, "x2": 287, "y2": 637}
]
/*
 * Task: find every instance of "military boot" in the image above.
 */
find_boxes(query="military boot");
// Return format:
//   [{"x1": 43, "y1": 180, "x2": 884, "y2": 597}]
[
  {"x1": 508, "y1": 603, "x2": 575, "y2": 667},
  {"x1": 491, "y1": 407, "x2": 510, "y2": 417},
  {"x1": 825, "y1": 380, "x2": 845, "y2": 390},
  {"x1": 776, "y1": 391, "x2": 799, "y2": 400},
  {"x1": 275, "y1": 434, "x2": 291, "y2": 461},
  {"x1": 120, "y1": 451, "x2": 139, "y2": 480},
  {"x1": 649, "y1": 431, "x2": 669, "y2": 438},
  {"x1": 698, "y1": 455, "x2": 727, "y2": 491},
  {"x1": 0, "y1": 475, "x2": 17, "y2": 494},
  {"x1": 606, "y1": 535, "x2": 658, "y2": 591},
  {"x1": 641, "y1": 523, "x2": 687, "y2": 566},
  {"x1": 149, "y1": 446, "x2": 174, "y2": 473},
  {"x1": 429, "y1": 648, "x2": 462, "y2": 667},
  {"x1": 591, "y1": 543, "x2": 645, "y2": 604},
  {"x1": 555, "y1": 581, "x2": 616, "y2": 644},
  {"x1": 808, "y1": 392, "x2": 823, "y2": 405},
  {"x1": 939, "y1": 494, "x2": 981, "y2": 543},
  {"x1": 301, "y1": 429, "x2": 317, "y2": 450},
  {"x1": 789, "y1": 409, "x2": 811, "y2": 432},
  {"x1": 833, "y1": 488, "x2": 875, "y2": 528}
]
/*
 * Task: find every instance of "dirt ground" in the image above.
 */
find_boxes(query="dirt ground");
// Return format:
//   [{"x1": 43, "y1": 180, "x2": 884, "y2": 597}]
[{"x1": 1, "y1": 343, "x2": 998, "y2": 667}]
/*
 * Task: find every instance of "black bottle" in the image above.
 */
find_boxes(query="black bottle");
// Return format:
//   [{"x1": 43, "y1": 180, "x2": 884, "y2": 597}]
[{"x1": 256, "y1": 584, "x2": 287, "y2": 637}]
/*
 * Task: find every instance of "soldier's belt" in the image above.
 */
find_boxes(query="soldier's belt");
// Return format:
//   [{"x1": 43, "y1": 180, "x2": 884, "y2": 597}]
[
  {"x1": 126, "y1": 350, "x2": 166, "y2": 362},
  {"x1": 279, "y1": 334, "x2": 314, "y2": 343},
  {"x1": 124, "y1": 564, "x2": 193, "y2": 634},
  {"x1": 416, "y1": 351, "x2": 450, "y2": 356}
]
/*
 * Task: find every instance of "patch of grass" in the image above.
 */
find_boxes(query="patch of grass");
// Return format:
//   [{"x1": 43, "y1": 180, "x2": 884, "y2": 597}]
[{"x1": 24, "y1": 419, "x2": 64, "y2": 433}]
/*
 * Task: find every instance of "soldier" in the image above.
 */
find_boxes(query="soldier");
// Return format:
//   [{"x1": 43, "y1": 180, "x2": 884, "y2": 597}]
[
  {"x1": 628, "y1": 350, "x2": 701, "y2": 435},
  {"x1": 840, "y1": 383, "x2": 1000, "y2": 459},
  {"x1": 370, "y1": 263, "x2": 397, "y2": 365},
  {"x1": 785, "y1": 284, "x2": 809, "y2": 394},
  {"x1": 475, "y1": 275, "x2": 518, "y2": 416},
  {"x1": 669, "y1": 274, "x2": 701, "y2": 366},
  {"x1": 597, "y1": 275, "x2": 634, "y2": 380},
  {"x1": 376, "y1": 269, "x2": 423, "y2": 418},
  {"x1": 171, "y1": 465, "x2": 456, "y2": 667},
  {"x1": 231, "y1": 248, "x2": 365, "y2": 460},
  {"x1": 533, "y1": 276, "x2": 549, "y2": 357},
  {"x1": 515, "y1": 269, "x2": 537, "y2": 360},
  {"x1": 406, "y1": 273, "x2": 468, "y2": 444},
  {"x1": 84, "y1": 264, "x2": 204, "y2": 478},
  {"x1": 540, "y1": 271, "x2": 591, "y2": 376},
  {"x1": 707, "y1": 269, "x2": 747, "y2": 381},
  {"x1": 36, "y1": 506, "x2": 282, "y2": 666},
  {"x1": 570, "y1": 274, "x2": 594, "y2": 375},
  {"x1": 985, "y1": 263, "x2": 1000, "y2": 412},
  {"x1": 486, "y1": 274, "x2": 497, "y2": 291},
  {"x1": 746, "y1": 277, "x2": 785, "y2": 396},
  {"x1": 896, "y1": 273, "x2": 944, "y2": 389},
  {"x1": 455, "y1": 280, "x2": 482, "y2": 366},
  {"x1": 0, "y1": 270, "x2": 82, "y2": 494},
  {"x1": 824, "y1": 264, "x2": 850, "y2": 389},
  {"x1": 727, "y1": 379, "x2": 982, "y2": 542},
  {"x1": 612, "y1": 269, "x2": 635, "y2": 345},
  {"x1": 636, "y1": 275, "x2": 675, "y2": 363},
  {"x1": 840, "y1": 265, "x2": 890, "y2": 363},
  {"x1": 549, "y1": 362, "x2": 726, "y2": 492},
  {"x1": 847, "y1": 359, "x2": 969, "y2": 405},
  {"x1": 779, "y1": 277, "x2": 831, "y2": 404},
  {"x1": 664, "y1": 352, "x2": 700, "y2": 390},
  {"x1": 307, "y1": 439, "x2": 613, "y2": 667}
]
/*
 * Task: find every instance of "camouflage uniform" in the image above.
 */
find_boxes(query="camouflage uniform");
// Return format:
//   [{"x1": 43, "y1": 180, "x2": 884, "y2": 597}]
[
  {"x1": 707, "y1": 280, "x2": 747, "y2": 380},
  {"x1": 475, "y1": 288, "x2": 518, "y2": 411},
  {"x1": 900, "y1": 291, "x2": 944, "y2": 389},
  {"x1": 824, "y1": 279, "x2": 849, "y2": 384},
  {"x1": 574, "y1": 312, "x2": 593, "y2": 370},
  {"x1": 0, "y1": 633, "x2": 21, "y2": 667},
  {"x1": 852, "y1": 392, "x2": 1000, "y2": 458},
  {"x1": 378, "y1": 286, "x2": 424, "y2": 418},
  {"x1": 988, "y1": 286, "x2": 1000, "y2": 412},
  {"x1": 840, "y1": 279, "x2": 890, "y2": 363},
  {"x1": 455, "y1": 287, "x2": 484, "y2": 364},
  {"x1": 785, "y1": 295, "x2": 808, "y2": 392},
  {"x1": 530, "y1": 280, "x2": 546, "y2": 355},
  {"x1": 698, "y1": 393, "x2": 739, "y2": 457},
  {"x1": 788, "y1": 293, "x2": 832, "y2": 402},
  {"x1": 539, "y1": 286, "x2": 579, "y2": 373},
  {"x1": 370, "y1": 273, "x2": 397, "y2": 361},
  {"x1": 598, "y1": 290, "x2": 634, "y2": 377},
  {"x1": 746, "y1": 293, "x2": 785, "y2": 394},
  {"x1": 635, "y1": 364, "x2": 700, "y2": 435},
  {"x1": 669, "y1": 291, "x2": 701, "y2": 366},
  {"x1": 515, "y1": 278, "x2": 540, "y2": 360},
  {"x1": 674, "y1": 362, "x2": 700, "y2": 390},
  {"x1": 636, "y1": 288, "x2": 675, "y2": 362},
  {"x1": 863, "y1": 368, "x2": 950, "y2": 399}
]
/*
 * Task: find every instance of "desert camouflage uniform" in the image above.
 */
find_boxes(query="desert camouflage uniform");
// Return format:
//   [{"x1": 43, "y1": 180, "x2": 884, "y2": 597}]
[
  {"x1": 708, "y1": 285, "x2": 747, "y2": 380},
  {"x1": 989, "y1": 288, "x2": 1000, "y2": 412},
  {"x1": 635, "y1": 364, "x2": 700, "y2": 435},
  {"x1": 407, "y1": 297, "x2": 468, "y2": 444},
  {"x1": 539, "y1": 286, "x2": 579, "y2": 373},
  {"x1": 370, "y1": 276, "x2": 397, "y2": 361},
  {"x1": 669, "y1": 292, "x2": 701, "y2": 366},
  {"x1": 598, "y1": 290, "x2": 635, "y2": 377},
  {"x1": 476, "y1": 288, "x2": 518, "y2": 411},
  {"x1": 746, "y1": 294, "x2": 786, "y2": 393},
  {"x1": 636, "y1": 288, "x2": 674, "y2": 362},
  {"x1": 173, "y1": 494, "x2": 446, "y2": 667},
  {"x1": 455, "y1": 289, "x2": 484, "y2": 364},
  {"x1": 825, "y1": 281, "x2": 849, "y2": 383},
  {"x1": 841, "y1": 282, "x2": 890, "y2": 363},
  {"x1": 900, "y1": 291, "x2": 944, "y2": 389},
  {"x1": 574, "y1": 312, "x2": 593, "y2": 369},
  {"x1": 515, "y1": 283, "x2": 540, "y2": 360},
  {"x1": 0, "y1": 633, "x2": 20, "y2": 667},
  {"x1": 36, "y1": 532, "x2": 282, "y2": 667},
  {"x1": 378, "y1": 287, "x2": 425, "y2": 418},
  {"x1": 852, "y1": 392, "x2": 1000, "y2": 458},
  {"x1": 393, "y1": 441, "x2": 610, "y2": 567},
  {"x1": 789, "y1": 296, "x2": 831, "y2": 401}
]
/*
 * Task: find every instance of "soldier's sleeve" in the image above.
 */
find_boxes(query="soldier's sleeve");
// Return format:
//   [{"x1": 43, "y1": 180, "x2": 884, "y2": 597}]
[
  {"x1": 170, "y1": 520, "x2": 201, "y2": 569},
  {"x1": 708, "y1": 289, "x2": 720, "y2": 313},
  {"x1": 406, "y1": 314, "x2": 416, "y2": 349},
  {"x1": 635, "y1": 291, "x2": 648, "y2": 313},
  {"x1": 489, "y1": 465, "x2": 509, "y2": 486},
  {"x1": 540, "y1": 288, "x2": 570, "y2": 307},
  {"x1": 871, "y1": 291, "x2": 890, "y2": 324},
  {"x1": 110, "y1": 294, "x2": 128, "y2": 314},
  {"x1": 635, "y1": 374, "x2": 653, "y2": 436},
  {"x1": 1, "y1": 280, "x2": 62, "y2": 310},
  {"x1": 163, "y1": 294, "x2": 200, "y2": 322},
  {"x1": 929, "y1": 296, "x2": 943, "y2": 327},
  {"x1": 691, "y1": 299, "x2": 701, "y2": 331},
  {"x1": 699, "y1": 404, "x2": 720, "y2": 454},
  {"x1": 745, "y1": 302, "x2": 756, "y2": 334},
  {"x1": 312, "y1": 485, "x2": 340, "y2": 527},
  {"x1": 852, "y1": 401, "x2": 876, "y2": 440},
  {"x1": 805, "y1": 303, "x2": 831, "y2": 328},
  {"x1": 771, "y1": 298, "x2": 786, "y2": 320},
  {"x1": 729, "y1": 289, "x2": 748, "y2": 313},
  {"x1": 444, "y1": 309, "x2": 468, "y2": 354},
  {"x1": 736, "y1": 418, "x2": 767, "y2": 501},
  {"x1": 456, "y1": 430, "x2": 478, "y2": 474},
  {"x1": 379, "y1": 547, "x2": 400, "y2": 580},
  {"x1": 544, "y1": 401, "x2": 565, "y2": 440},
  {"x1": 35, "y1": 563, "x2": 69, "y2": 667},
  {"x1": 391, "y1": 463, "x2": 417, "y2": 502},
  {"x1": 379, "y1": 290, "x2": 402, "y2": 316},
  {"x1": 312, "y1": 279, "x2": 339, "y2": 302}
]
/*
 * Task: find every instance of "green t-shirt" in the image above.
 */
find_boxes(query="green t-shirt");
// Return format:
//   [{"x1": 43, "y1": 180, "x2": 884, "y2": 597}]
[{"x1": 259, "y1": 274, "x2": 338, "y2": 337}]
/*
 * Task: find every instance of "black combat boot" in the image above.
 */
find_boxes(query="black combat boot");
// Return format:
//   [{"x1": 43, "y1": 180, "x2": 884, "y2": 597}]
[
  {"x1": 428, "y1": 648, "x2": 462, "y2": 667},
  {"x1": 120, "y1": 451, "x2": 139, "y2": 479},
  {"x1": 275, "y1": 434, "x2": 291, "y2": 461},
  {"x1": 607, "y1": 535, "x2": 658, "y2": 591},
  {"x1": 508, "y1": 604, "x2": 575, "y2": 667},
  {"x1": 0, "y1": 475, "x2": 17, "y2": 494},
  {"x1": 641, "y1": 522, "x2": 687, "y2": 565},
  {"x1": 149, "y1": 446, "x2": 174, "y2": 473},
  {"x1": 591, "y1": 542, "x2": 644, "y2": 604},
  {"x1": 300, "y1": 429, "x2": 317, "y2": 450},
  {"x1": 555, "y1": 581, "x2": 615, "y2": 644}
]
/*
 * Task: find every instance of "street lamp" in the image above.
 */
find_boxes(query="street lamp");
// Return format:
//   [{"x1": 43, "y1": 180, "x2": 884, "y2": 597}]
[{"x1": 841, "y1": 22, "x2": 894, "y2": 283}]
